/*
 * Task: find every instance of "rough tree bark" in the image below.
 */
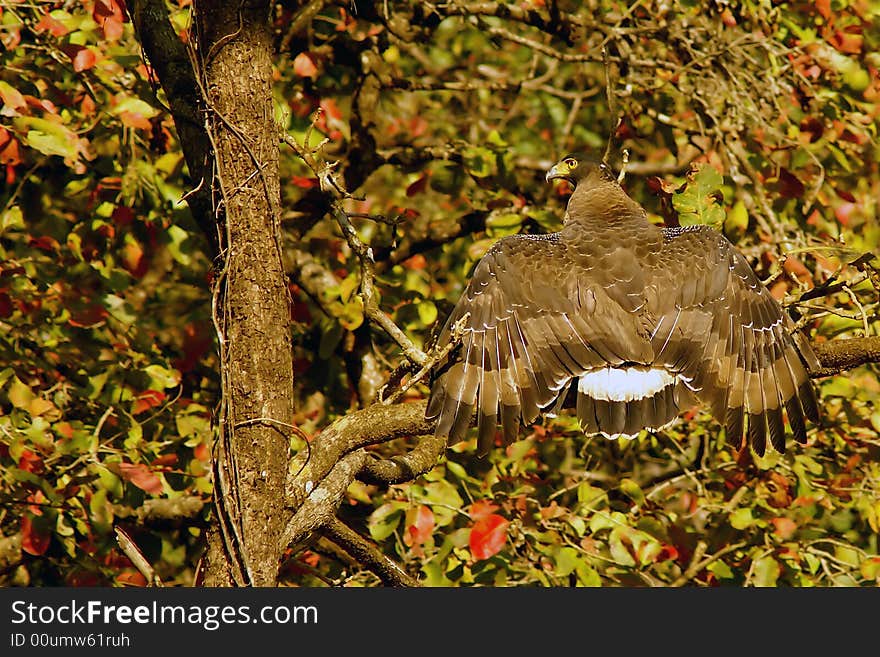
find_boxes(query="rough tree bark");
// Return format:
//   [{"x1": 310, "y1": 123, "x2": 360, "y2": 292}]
[{"x1": 191, "y1": 0, "x2": 294, "y2": 587}]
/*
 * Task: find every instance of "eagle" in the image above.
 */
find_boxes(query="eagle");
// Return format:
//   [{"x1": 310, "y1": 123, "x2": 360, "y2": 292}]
[{"x1": 425, "y1": 154, "x2": 820, "y2": 457}]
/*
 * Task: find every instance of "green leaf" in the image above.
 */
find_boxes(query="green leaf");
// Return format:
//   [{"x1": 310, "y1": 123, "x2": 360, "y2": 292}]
[
  {"x1": 144, "y1": 364, "x2": 181, "y2": 389},
  {"x1": 575, "y1": 560, "x2": 601, "y2": 587},
  {"x1": 462, "y1": 146, "x2": 495, "y2": 178},
  {"x1": 730, "y1": 507, "x2": 754, "y2": 530},
  {"x1": 619, "y1": 478, "x2": 645, "y2": 505},
  {"x1": 672, "y1": 164, "x2": 726, "y2": 229},
  {"x1": 166, "y1": 225, "x2": 193, "y2": 266},
  {"x1": 724, "y1": 200, "x2": 749, "y2": 236},
  {"x1": 110, "y1": 96, "x2": 160, "y2": 119},
  {"x1": 707, "y1": 559, "x2": 734, "y2": 580},
  {"x1": 752, "y1": 554, "x2": 780, "y2": 587},
  {"x1": 430, "y1": 164, "x2": 464, "y2": 194},
  {"x1": 0, "y1": 206, "x2": 24, "y2": 234},
  {"x1": 7, "y1": 377, "x2": 34, "y2": 409},
  {"x1": 368, "y1": 503, "x2": 404, "y2": 541},
  {"x1": 609, "y1": 527, "x2": 636, "y2": 567},
  {"x1": 13, "y1": 117, "x2": 80, "y2": 160},
  {"x1": 338, "y1": 297, "x2": 364, "y2": 331},
  {"x1": 417, "y1": 299, "x2": 437, "y2": 326},
  {"x1": 554, "y1": 546, "x2": 580, "y2": 577}
]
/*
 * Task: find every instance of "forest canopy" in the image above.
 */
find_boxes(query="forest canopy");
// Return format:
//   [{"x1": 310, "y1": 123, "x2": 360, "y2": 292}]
[{"x1": 1, "y1": 0, "x2": 879, "y2": 587}]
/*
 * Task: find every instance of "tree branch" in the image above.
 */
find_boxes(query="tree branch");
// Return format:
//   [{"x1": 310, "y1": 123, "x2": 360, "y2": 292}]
[
  {"x1": 127, "y1": 0, "x2": 217, "y2": 255},
  {"x1": 811, "y1": 337, "x2": 880, "y2": 378},
  {"x1": 321, "y1": 518, "x2": 420, "y2": 587},
  {"x1": 359, "y1": 433, "x2": 447, "y2": 485}
]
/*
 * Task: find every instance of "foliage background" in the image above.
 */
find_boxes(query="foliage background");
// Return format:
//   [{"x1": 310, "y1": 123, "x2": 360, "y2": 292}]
[{"x1": 1, "y1": 0, "x2": 879, "y2": 587}]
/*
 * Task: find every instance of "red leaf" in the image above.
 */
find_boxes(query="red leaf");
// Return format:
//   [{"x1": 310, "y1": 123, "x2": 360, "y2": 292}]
[
  {"x1": 28, "y1": 235, "x2": 61, "y2": 252},
  {"x1": 816, "y1": 0, "x2": 831, "y2": 19},
  {"x1": 655, "y1": 543, "x2": 680, "y2": 562},
  {"x1": 469, "y1": 514, "x2": 509, "y2": 560},
  {"x1": 119, "y1": 111, "x2": 152, "y2": 130},
  {"x1": 293, "y1": 52, "x2": 319, "y2": 78},
  {"x1": 122, "y1": 238, "x2": 148, "y2": 278},
  {"x1": 405, "y1": 172, "x2": 429, "y2": 197},
  {"x1": 776, "y1": 168, "x2": 804, "y2": 199},
  {"x1": 404, "y1": 505, "x2": 435, "y2": 547},
  {"x1": 68, "y1": 303, "x2": 108, "y2": 328},
  {"x1": 56, "y1": 421, "x2": 75, "y2": 439},
  {"x1": 72, "y1": 47, "x2": 97, "y2": 72},
  {"x1": 114, "y1": 462, "x2": 164, "y2": 495},
  {"x1": 21, "y1": 515, "x2": 51, "y2": 556},
  {"x1": 18, "y1": 449, "x2": 44, "y2": 474},
  {"x1": 291, "y1": 175, "x2": 317, "y2": 189},
  {"x1": 0, "y1": 292, "x2": 12, "y2": 318},
  {"x1": 320, "y1": 98, "x2": 343, "y2": 122},
  {"x1": 403, "y1": 254, "x2": 427, "y2": 270},
  {"x1": 111, "y1": 205, "x2": 135, "y2": 225},
  {"x1": 132, "y1": 389, "x2": 166, "y2": 415},
  {"x1": 94, "y1": 0, "x2": 127, "y2": 41},
  {"x1": 834, "y1": 202, "x2": 856, "y2": 226},
  {"x1": 720, "y1": 9, "x2": 736, "y2": 27}
]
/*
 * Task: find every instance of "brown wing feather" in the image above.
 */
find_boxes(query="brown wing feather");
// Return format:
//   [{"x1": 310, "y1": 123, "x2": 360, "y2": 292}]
[
  {"x1": 649, "y1": 226, "x2": 819, "y2": 454},
  {"x1": 426, "y1": 233, "x2": 654, "y2": 452}
]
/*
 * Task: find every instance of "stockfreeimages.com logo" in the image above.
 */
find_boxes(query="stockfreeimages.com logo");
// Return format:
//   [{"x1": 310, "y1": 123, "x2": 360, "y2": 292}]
[{"x1": 10, "y1": 600, "x2": 317, "y2": 632}]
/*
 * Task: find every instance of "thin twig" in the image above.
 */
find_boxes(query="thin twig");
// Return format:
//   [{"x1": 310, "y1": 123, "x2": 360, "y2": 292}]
[{"x1": 115, "y1": 527, "x2": 163, "y2": 587}]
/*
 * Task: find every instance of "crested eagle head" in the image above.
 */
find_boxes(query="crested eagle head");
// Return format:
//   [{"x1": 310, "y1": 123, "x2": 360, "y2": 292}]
[{"x1": 545, "y1": 154, "x2": 615, "y2": 188}]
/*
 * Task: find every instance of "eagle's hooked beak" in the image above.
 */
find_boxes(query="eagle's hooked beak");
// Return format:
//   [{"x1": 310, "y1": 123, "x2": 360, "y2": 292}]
[{"x1": 546, "y1": 161, "x2": 572, "y2": 184}]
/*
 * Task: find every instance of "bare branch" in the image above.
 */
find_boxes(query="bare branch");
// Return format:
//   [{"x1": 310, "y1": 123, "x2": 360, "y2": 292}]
[
  {"x1": 322, "y1": 518, "x2": 420, "y2": 587},
  {"x1": 359, "y1": 433, "x2": 448, "y2": 485},
  {"x1": 115, "y1": 527, "x2": 164, "y2": 587}
]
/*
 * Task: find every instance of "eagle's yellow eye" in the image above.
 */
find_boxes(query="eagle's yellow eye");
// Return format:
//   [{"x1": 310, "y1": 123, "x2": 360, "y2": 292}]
[{"x1": 564, "y1": 158, "x2": 578, "y2": 169}]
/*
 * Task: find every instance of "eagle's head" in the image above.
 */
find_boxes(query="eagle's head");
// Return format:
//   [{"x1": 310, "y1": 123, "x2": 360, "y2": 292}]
[{"x1": 546, "y1": 154, "x2": 615, "y2": 189}]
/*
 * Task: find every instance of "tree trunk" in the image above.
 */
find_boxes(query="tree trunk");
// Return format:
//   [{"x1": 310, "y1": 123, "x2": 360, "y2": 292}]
[{"x1": 193, "y1": 0, "x2": 294, "y2": 587}]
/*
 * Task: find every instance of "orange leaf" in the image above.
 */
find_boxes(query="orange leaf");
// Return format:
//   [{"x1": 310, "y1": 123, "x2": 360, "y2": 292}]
[
  {"x1": 0, "y1": 131, "x2": 22, "y2": 166},
  {"x1": 132, "y1": 389, "x2": 166, "y2": 415},
  {"x1": 0, "y1": 82, "x2": 26, "y2": 113},
  {"x1": 72, "y1": 47, "x2": 97, "y2": 72},
  {"x1": 35, "y1": 12, "x2": 69, "y2": 37},
  {"x1": 771, "y1": 517, "x2": 798, "y2": 540},
  {"x1": 193, "y1": 442, "x2": 211, "y2": 463},
  {"x1": 114, "y1": 462, "x2": 164, "y2": 495},
  {"x1": 119, "y1": 111, "x2": 152, "y2": 130},
  {"x1": 467, "y1": 499, "x2": 498, "y2": 521},
  {"x1": 469, "y1": 514, "x2": 509, "y2": 560},
  {"x1": 116, "y1": 570, "x2": 148, "y2": 587},
  {"x1": 293, "y1": 52, "x2": 319, "y2": 78},
  {"x1": 151, "y1": 454, "x2": 178, "y2": 468}
]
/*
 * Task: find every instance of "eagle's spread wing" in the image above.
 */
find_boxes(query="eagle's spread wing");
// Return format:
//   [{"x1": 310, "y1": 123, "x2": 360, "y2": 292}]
[
  {"x1": 426, "y1": 156, "x2": 819, "y2": 457},
  {"x1": 648, "y1": 226, "x2": 820, "y2": 455}
]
